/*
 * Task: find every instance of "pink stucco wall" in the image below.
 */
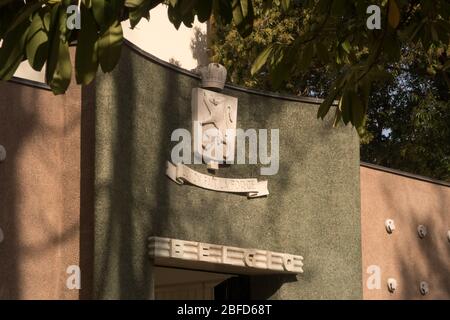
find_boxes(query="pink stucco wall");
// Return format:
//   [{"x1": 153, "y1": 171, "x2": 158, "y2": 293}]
[
  {"x1": 0, "y1": 79, "x2": 84, "y2": 299},
  {"x1": 361, "y1": 165, "x2": 450, "y2": 300}
]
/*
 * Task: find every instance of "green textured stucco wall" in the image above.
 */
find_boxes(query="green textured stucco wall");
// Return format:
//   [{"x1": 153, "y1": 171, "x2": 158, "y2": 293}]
[{"x1": 93, "y1": 44, "x2": 362, "y2": 299}]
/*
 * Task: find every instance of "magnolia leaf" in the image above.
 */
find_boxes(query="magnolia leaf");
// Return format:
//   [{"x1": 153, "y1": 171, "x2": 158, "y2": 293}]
[
  {"x1": 333, "y1": 107, "x2": 342, "y2": 128},
  {"x1": 167, "y1": 2, "x2": 182, "y2": 29},
  {"x1": 91, "y1": 0, "x2": 104, "y2": 23},
  {"x1": 340, "y1": 90, "x2": 352, "y2": 125},
  {"x1": 180, "y1": 0, "x2": 197, "y2": 16},
  {"x1": 388, "y1": 0, "x2": 400, "y2": 29},
  {"x1": 231, "y1": 0, "x2": 254, "y2": 37},
  {"x1": 196, "y1": 0, "x2": 212, "y2": 22},
  {"x1": 127, "y1": 0, "x2": 158, "y2": 28},
  {"x1": 281, "y1": 0, "x2": 290, "y2": 12},
  {"x1": 350, "y1": 89, "x2": 364, "y2": 128},
  {"x1": 240, "y1": 0, "x2": 249, "y2": 17},
  {"x1": 341, "y1": 40, "x2": 351, "y2": 54},
  {"x1": 125, "y1": 0, "x2": 146, "y2": 7},
  {"x1": 46, "y1": 6, "x2": 72, "y2": 94},
  {"x1": 251, "y1": 45, "x2": 273, "y2": 75},
  {"x1": 82, "y1": 0, "x2": 92, "y2": 8},
  {"x1": 0, "y1": 21, "x2": 30, "y2": 80},
  {"x1": 317, "y1": 85, "x2": 339, "y2": 119},
  {"x1": 5, "y1": 1, "x2": 43, "y2": 35},
  {"x1": 26, "y1": 11, "x2": 50, "y2": 71},
  {"x1": 75, "y1": 5, "x2": 99, "y2": 85},
  {"x1": 98, "y1": 21, "x2": 123, "y2": 73}
]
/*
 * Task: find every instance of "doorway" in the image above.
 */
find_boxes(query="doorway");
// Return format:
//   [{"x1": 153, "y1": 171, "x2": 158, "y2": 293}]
[{"x1": 154, "y1": 267, "x2": 250, "y2": 300}]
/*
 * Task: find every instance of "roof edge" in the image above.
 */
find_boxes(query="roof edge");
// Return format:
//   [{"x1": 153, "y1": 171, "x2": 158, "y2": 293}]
[
  {"x1": 9, "y1": 76, "x2": 51, "y2": 91},
  {"x1": 360, "y1": 162, "x2": 450, "y2": 188},
  {"x1": 123, "y1": 39, "x2": 331, "y2": 106}
]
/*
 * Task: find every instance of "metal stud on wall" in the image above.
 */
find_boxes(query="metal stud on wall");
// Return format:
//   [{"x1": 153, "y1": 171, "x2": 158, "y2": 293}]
[
  {"x1": 385, "y1": 219, "x2": 395, "y2": 234},
  {"x1": 387, "y1": 278, "x2": 397, "y2": 293},
  {"x1": 417, "y1": 225, "x2": 427, "y2": 239},
  {"x1": 0, "y1": 145, "x2": 6, "y2": 162},
  {"x1": 0, "y1": 146, "x2": 5, "y2": 244},
  {"x1": 419, "y1": 281, "x2": 429, "y2": 295}
]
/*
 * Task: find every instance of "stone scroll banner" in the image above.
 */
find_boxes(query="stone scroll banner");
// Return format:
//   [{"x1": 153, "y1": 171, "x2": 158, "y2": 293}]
[{"x1": 166, "y1": 162, "x2": 269, "y2": 198}]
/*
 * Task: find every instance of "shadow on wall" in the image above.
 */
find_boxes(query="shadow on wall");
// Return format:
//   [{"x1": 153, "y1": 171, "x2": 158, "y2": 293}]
[
  {"x1": 0, "y1": 81, "x2": 82, "y2": 299},
  {"x1": 93, "y1": 42, "x2": 361, "y2": 300},
  {"x1": 380, "y1": 181, "x2": 450, "y2": 299},
  {"x1": 79, "y1": 83, "x2": 96, "y2": 299},
  {"x1": 0, "y1": 82, "x2": 31, "y2": 299}
]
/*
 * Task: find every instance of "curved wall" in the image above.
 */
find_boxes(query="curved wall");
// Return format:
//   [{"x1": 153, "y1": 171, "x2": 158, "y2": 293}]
[{"x1": 93, "y1": 43, "x2": 362, "y2": 299}]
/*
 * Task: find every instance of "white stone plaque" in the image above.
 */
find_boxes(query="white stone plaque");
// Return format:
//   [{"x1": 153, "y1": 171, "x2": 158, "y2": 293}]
[
  {"x1": 149, "y1": 237, "x2": 304, "y2": 275},
  {"x1": 192, "y1": 88, "x2": 238, "y2": 166}
]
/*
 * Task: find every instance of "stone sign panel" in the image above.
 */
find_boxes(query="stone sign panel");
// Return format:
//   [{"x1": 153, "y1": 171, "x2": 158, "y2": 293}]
[{"x1": 149, "y1": 236, "x2": 304, "y2": 275}]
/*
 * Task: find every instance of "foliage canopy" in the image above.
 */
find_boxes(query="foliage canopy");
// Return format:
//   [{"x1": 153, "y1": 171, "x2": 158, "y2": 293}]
[{"x1": 0, "y1": 0, "x2": 449, "y2": 130}]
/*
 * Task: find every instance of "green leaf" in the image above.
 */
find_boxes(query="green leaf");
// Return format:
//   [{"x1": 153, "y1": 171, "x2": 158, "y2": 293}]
[
  {"x1": 5, "y1": 0, "x2": 44, "y2": 35},
  {"x1": 0, "y1": 20, "x2": 30, "y2": 80},
  {"x1": 317, "y1": 86, "x2": 338, "y2": 119},
  {"x1": 340, "y1": 91, "x2": 351, "y2": 125},
  {"x1": 82, "y1": 0, "x2": 92, "y2": 8},
  {"x1": 388, "y1": 0, "x2": 400, "y2": 29},
  {"x1": 125, "y1": 0, "x2": 146, "y2": 7},
  {"x1": 167, "y1": 2, "x2": 182, "y2": 29},
  {"x1": 240, "y1": 0, "x2": 248, "y2": 17},
  {"x1": 180, "y1": 0, "x2": 197, "y2": 16},
  {"x1": 98, "y1": 20, "x2": 123, "y2": 72},
  {"x1": 251, "y1": 45, "x2": 273, "y2": 75},
  {"x1": 26, "y1": 11, "x2": 50, "y2": 71},
  {"x1": 341, "y1": 40, "x2": 351, "y2": 54},
  {"x1": 350, "y1": 89, "x2": 364, "y2": 128},
  {"x1": 280, "y1": 0, "x2": 290, "y2": 12},
  {"x1": 231, "y1": 0, "x2": 254, "y2": 37},
  {"x1": 271, "y1": 53, "x2": 292, "y2": 88},
  {"x1": 127, "y1": 0, "x2": 159, "y2": 28},
  {"x1": 91, "y1": 0, "x2": 106, "y2": 25},
  {"x1": 75, "y1": 5, "x2": 99, "y2": 85},
  {"x1": 196, "y1": 0, "x2": 213, "y2": 22},
  {"x1": 46, "y1": 5, "x2": 72, "y2": 94}
]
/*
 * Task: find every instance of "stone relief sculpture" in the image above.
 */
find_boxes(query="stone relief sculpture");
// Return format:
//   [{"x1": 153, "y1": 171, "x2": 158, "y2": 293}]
[
  {"x1": 192, "y1": 63, "x2": 237, "y2": 170},
  {"x1": 165, "y1": 62, "x2": 269, "y2": 198}
]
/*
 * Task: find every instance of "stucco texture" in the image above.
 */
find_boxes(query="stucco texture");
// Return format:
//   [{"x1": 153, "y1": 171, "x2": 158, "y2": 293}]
[
  {"x1": 0, "y1": 80, "x2": 82, "y2": 299},
  {"x1": 93, "y1": 44, "x2": 362, "y2": 299},
  {"x1": 361, "y1": 166, "x2": 450, "y2": 300}
]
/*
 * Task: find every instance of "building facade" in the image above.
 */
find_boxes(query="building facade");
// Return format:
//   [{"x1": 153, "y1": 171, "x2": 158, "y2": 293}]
[{"x1": 0, "y1": 41, "x2": 449, "y2": 300}]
